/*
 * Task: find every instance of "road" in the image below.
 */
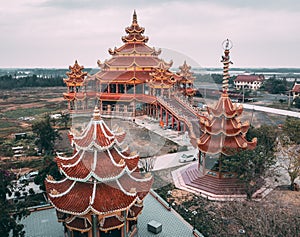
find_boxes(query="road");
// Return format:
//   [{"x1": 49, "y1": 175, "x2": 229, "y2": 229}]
[
  {"x1": 242, "y1": 104, "x2": 300, "y2": 118},
  {"x1": 152, "y1": 148, "x2": 198, "y2": 171}
]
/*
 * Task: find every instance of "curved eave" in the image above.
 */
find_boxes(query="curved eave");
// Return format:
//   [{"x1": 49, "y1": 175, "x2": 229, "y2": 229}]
[
  {"x1": 207, "y1": 94, "x2": 243, "y2": 118},
  {"x1": 198, "y1": 134, "x2": 257, "y2": 156},
  {"x1": 47, "y1": 181, "x2": 139, "y2": 216},
  {"x1": 201, "y1": 118, "x2": 250, "y2": 136}
]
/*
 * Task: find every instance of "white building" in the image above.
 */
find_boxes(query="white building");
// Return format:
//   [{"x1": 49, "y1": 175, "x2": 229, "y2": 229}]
[{"x1": 234, "y1": 75, "x2": 264, "y2": 90}]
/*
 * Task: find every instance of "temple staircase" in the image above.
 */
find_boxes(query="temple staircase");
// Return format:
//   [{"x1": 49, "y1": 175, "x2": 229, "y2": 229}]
[{"x1": 156, "y1": 95, "x2": 203, "y2": 147}]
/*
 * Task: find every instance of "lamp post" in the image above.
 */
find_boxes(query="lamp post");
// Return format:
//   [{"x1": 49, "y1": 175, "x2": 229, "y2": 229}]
[{"x1": 192, "y1": 210, "x2": 197, "y2": 231}]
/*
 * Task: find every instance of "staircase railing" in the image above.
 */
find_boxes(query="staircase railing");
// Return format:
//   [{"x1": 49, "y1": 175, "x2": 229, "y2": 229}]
[{"x1": 157, "y1": 97, "x2": 196, "y2": 140}]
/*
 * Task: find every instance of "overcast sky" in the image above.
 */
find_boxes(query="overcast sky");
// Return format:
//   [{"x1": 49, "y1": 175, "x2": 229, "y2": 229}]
[{"x1": 1, "y1": 0, "x2": 300, "y2": 68}]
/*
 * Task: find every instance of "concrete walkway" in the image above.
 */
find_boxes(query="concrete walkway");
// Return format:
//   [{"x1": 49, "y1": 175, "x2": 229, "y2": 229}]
[
  {"x1": 242, "y1": 103, "x2": 300, "y2": 118},
  {"x1": 134, "y1": 116, "x2": 194, "y2": 149}
]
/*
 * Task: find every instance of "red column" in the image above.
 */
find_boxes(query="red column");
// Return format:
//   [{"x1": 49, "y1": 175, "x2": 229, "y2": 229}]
[
  {"x1": 172, "y1": 116, "x2": 175, "y2": 128},
  {"x1": 177, "y1": 120, "x2": 180, "y2": 131},
  {"x1": 166, "y1": 111, "x2": 169, "y2": 126}
]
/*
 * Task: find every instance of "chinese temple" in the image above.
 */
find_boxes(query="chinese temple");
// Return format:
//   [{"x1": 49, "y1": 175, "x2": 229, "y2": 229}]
[
  {"x1": 62, "y1": 11, "x2": 203, "y2": 138},
  {"x1": 45, "y1": 107, "x2": 153, "y2": 237},
  {"x1": 173, "y1": 40, "x2": 258, "y2": 200}
]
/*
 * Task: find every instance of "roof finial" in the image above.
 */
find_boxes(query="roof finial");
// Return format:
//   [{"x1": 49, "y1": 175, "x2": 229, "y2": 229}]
[
  {"x1": 93, "y1": 106, "x2": 101, "y2": 120},
  {"x1": 221, "y1": 39, "x2": 233, "y2": 94},
  {"x1": 133, "y1": 10, "x2": 137, "y2": 24}
]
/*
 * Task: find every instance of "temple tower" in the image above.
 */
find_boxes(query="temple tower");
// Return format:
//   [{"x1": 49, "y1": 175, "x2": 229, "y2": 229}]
[
  {"x1": 45, "y1": 107, "x2": 153, "y2": 237},
  {"x1": 63, "y1": 60, "x2": 87, "y2": 111},
  {"x1": 197, "y1": 39, "x2": 257, "y2": 179},
  {"x1": 176, "y1": 60, "x2": 196, "y2": 98}
]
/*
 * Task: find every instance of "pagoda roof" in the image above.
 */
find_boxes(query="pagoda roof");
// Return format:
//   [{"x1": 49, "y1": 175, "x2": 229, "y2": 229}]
[
  {"x1": 122, "y1": 10, "x2": 149, "y2": 43},
  {"x1": 198, "y1": 133, "x2": 257, "y2": 156},
  {"x1": 66, "y1": 216, "x2": 91, "y2": 232},
  {"x1": 177, "y1": 61, "x2": 196, "y2": 83},
  {"x1": 207, "y1": 94, "x2": 243, "y2": 118},
  {"x1": 148, "y1": 62, "x2": 178, "y2": 88},
  {"x1": 45, "y1": 107, "x2": 153, "y2": 216},
  {"x1": 109, "y1": 43, "x2": 161, "y2": 56},
  {"x1": 200, "y1": 116, "x2": 250, "y2": 136},
  {"x1": 55, "y1": 149, "x2": 139, "y2": 182},
  {"x1": 95, "y1": 70, "x2": 152, "y2": 83},
  {"x1": 70, "y1": 114, "x2": 124, "y2": 151},
  {"x1": 100, "y1": 215, "x2": 124, "y2": 231},
  {"x1": 128, "y1": 204, "x2": 143, "y2": 220},
  {"x1": 102, "y1": 56, "x2": 170, "y2": 68},
  {"x1": 45, "y1": 171, "x2": 152, "y2": 216},
  {"x1": 198, "y1": 89, "x2": 257, "y2": 155},
  {"x1": 64, "y1": 60, "x2": 87, "y2": 87},
  {"x1": 45, "y1": 179, "x2": 137, "y2": 215},
  {"x1": 100, "y1": 94, "x2": 157, "y2": 104}
]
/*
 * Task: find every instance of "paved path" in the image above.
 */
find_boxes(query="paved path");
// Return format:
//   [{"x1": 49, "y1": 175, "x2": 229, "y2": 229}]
[
  {"x1": 242, "y1": 103, "x2": 300, "y2": 118},
  {"x1": 152, "y1": 149, "x2": 198, "y2": 171},
  {"x1": 135, "y1": 116, "x2": 193, "y2": 148}
]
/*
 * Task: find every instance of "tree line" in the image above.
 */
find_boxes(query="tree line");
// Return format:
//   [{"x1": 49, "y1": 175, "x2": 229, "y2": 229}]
[{"x1": 0, "y1": 75, "x2": 64, "y2": 89}]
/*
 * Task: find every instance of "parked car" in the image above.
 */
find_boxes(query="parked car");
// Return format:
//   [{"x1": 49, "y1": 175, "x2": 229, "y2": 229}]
[
  {"x1": 179, "y1": 153, "x2": 197, "y2": 163},
  {"x1": 19, "y1": 171, "x2": 39, "y2": 183}
]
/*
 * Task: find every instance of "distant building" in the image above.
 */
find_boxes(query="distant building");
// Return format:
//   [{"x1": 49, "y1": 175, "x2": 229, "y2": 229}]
[
  {"x1": 291, "y1": 83, "x2": 300, "y2": 101},
  {"x1": 234, "y1": 75, "x2": 264, "y2": 90}
]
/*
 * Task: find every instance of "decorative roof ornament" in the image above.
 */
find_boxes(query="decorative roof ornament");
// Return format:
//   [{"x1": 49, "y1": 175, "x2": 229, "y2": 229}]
[
  {"x1": 93, "y1": 106, "x2": 101, "y2": 120},
  {"x1": 221, "y1": 39, "x2": 233, "y2": 94},
  {"x1": 122, "y1": 10, "x2": 149, "y2": 43},
  {"x1": 132, "y1": 9, "x2": 138, "y2": 25}
]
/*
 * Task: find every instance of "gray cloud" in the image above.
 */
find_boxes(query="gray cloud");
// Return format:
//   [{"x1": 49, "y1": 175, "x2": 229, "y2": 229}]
[{"x1": 1, "y1": 0, "x2": 300, "y2": 68}]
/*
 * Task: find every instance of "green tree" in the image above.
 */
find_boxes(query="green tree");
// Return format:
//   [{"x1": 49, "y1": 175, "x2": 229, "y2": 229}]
[
  {"x1": 0, "y1": 169, "x2": 29, "y2": 237},
  {"x1": 59, "y1": 112, "x2": 70, "y2": 129},
  {"x1": 294, "y1": 97, "x2": 300, "y2": 109},
  {"x1": 283, "y1": 117, "x2": 300, "y2": 144},
  {"x1": 32, "y1": 115, "x2": 60, "y2": 154},
  {"x1": 34, "y1": 155, "x2": 62, "y2": 191},
  {"x1": 224, "y1": 125, "x2": 278, "y2": 199}
]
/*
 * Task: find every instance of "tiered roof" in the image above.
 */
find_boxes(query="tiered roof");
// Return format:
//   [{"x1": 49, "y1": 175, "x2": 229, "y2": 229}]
[
  {"x1": 198, "y1": 45, "x2": 257, "y2": 156},
  {"x1": 91, "y1": 11, "x2": 172, "y2": 84},
  {"x1": 177, "y1": 61, "x2": 196, "y2": 96},
  {"x1": 63, "y1": 60, "x2": 87, "y2": 87},
  {"x1": 148, "y1": 62, "x2": 178, "y2": 89},
  {"x1": 45, "y1": 107, "x2": 153, "y2": 232},
  {"x1": 177, "y1": 61, "x2": 196, "y2": 84}
]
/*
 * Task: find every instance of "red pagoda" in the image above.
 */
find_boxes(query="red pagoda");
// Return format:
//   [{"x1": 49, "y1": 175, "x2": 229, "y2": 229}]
[
  {"x1": 63, "y1": 11, "x2": 189, "y2": 118},
  {"x1": 198, "y1": 39, "x2": 257, "y2": 178},
  {"x1": 176, "y1": 60, "x2": 196, "y2": 98},
  {"x1": 45, "y1": 107, "x2": 153, "y2": 237},
  {"x1": 175, "y1": 40, "x2": 258, "y2": 199},
  {"x1": 63, "y1": 60, "x2": 88, "y2": 111}
]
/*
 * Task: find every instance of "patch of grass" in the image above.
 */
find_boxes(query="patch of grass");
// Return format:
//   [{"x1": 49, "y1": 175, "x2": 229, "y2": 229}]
[
  {"x1": 0, "y1": 120, "x2": 17, "y2": 129},
  {"x1": 3, "y1": 107, "x2": 53, "y2": 119}
]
